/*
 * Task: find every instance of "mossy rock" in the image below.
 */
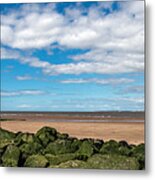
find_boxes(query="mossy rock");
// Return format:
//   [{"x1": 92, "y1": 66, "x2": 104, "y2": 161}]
[
  {"x1": 36, "y1": 126, "x2": 57, "y2": 137},
  {"x1": 93, "y1": 139, "x2": 104, "y2": 153},
  {"x1": 49, "y1": 160, "x2": 87, "y2": 169},
  {"x1": 76, "y1": 140, "x2": 94, "y2": 160},
  {"x1": 14, "y1": 132, "x2": 39, "y2": 146},
  {"x1": 35, "y1": 127, "x2": 57, "y2": 147},
  {"x1": 56, "y1": 132, "x2": 69, "y2": 139},
  {"x1": 118, "y1": 146, "x2": 131, "y2": 156},
  {"x1": 130, "y1": 143, "x2": 145, "y2": 169},
  {"x1": 130, "y1": 143, "x2": 145, "y2": 155},
  {"x1": 19, "y1": 142, "x2": 43, "y2": 161},
  {"x1": 119, "y1": 140, "x2": 130, "y2": 148},
  {"x1": 100, "y1": 140, "x2": 120, "y2": 154},
  {"x1": 44, "y1": 139, "x2": 76, "y2": 155},
  {"x1": 2, "y1": 145, "x2": 20, "y2": 167},
  {"x1": 87, "y1": 154, "x2": 140, "y2": 170},
  {"x1": 0, "y1": 128, "x2": 15, "y2": 140},
  {"x1": 0, "y1": 139, "x2": 14, "y2": 149},
  {"x1": 70, "y1": 138, "x2": 82, "y2": 151},
  {"x1": 24, "y1": 154, "x2": 49, "y2": 168},
  {"x1": 45, "y1": 153, "x2": 77, "y2": 166}
]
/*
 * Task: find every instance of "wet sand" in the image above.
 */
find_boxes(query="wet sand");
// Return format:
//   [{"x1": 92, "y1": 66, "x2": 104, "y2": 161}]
[{"x1": 0, "y1": 121, "x2": 144, "y2": 145}]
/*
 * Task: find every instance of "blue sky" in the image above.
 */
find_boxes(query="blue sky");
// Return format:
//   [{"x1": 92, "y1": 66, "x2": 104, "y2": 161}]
[{"x1": 0, "y1": 1, "x2": 144, "y2": 112}]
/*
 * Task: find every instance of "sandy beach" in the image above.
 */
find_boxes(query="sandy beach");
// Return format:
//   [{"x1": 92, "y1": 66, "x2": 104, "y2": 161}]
[{"x1": 0, "y1": 121, "x2": 144, "y2": 145}]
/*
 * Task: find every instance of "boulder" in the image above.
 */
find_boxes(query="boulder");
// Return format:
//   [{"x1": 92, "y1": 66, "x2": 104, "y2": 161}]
[
  {"x1": 45, "y1": 153, "x2": 76, "y2": 166},
  {"x1": 19, "y1": 142, "x2": 43, "y2": 161},
  {"x1": 0, "y1": 139, "x2": 14, "y2": 149},
  {"x1": 56, "y1": 132, "x2": 69, "y2": 139},
  {"x1": 24, "y1": 154, "x2": 49, "y2": 168},
  {"x1": 35, "y1": 127, "x2": 57, "y2": 147},
  {"x1": 93, "y1": 139, "x2": 104, "y2": 153},
  {"x1": 2, "y1": 145, "x2": 20, "y2": 167},
  {"x1": 118, "y1": 146, "x2": 131, "y2": 156},
  {"x1": 0, "y1": 128, "x2": 15, "y2": 140},
  {"x1": 87, "y1": 154, "x2": 140, "y2": 170},
  {"x1": 14, "y1": 132, "x2": 39, "y2": 146},
  {"x1": 44, "y1": 139, "x2": 76, "y2": 155},
  {"x1": 76, "y1": 140, "x2": 94, "y2": 160},
  {"x1": 119, "y1": 140, "x2": 130, "y2": 148},
  {"x1": 130, "y1": 143, "x2": 145, "y2": 169},
  {"x1": 49, "y1": 160, "x2": 87, "y2": 169},
  {"x1": 100, "y1": 140, "x2": 120, "y2": 154}
]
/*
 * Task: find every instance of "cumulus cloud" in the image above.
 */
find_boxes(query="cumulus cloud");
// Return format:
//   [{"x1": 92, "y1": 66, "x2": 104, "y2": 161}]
[
  {"x1": 1, "y1": 47, "x2": 21, "y2": 60},
  {"x1": 1, "y1": 90, "x2": 45, "y2": 97},
  {"x1": 1, "y1": 1, "x2": 144, "y2": 75}
]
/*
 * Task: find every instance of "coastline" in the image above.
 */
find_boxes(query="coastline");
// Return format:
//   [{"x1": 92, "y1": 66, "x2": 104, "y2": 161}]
[{"x1": 0, "y1": 120, "x2": 144, "y2": 145}]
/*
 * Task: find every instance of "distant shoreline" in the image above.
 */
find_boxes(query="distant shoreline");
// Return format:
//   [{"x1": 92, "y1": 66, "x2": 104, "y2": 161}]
[{"x1": 0, "y1": 111, "x2": 145, "y2": 121}]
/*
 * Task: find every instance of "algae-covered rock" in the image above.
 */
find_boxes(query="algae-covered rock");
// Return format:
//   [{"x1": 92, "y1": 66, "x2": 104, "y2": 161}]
[
  {"x1": 57, "y1": 132, "x2": 69, "y2": 139},
  {"x1": 100, "y1": 140, "x2": 120, "y2": 154},
  {"x1": 93, "y1": 139, "x2": 104, "y2": 153},
  {"x1": 118, "y1": 146, "x2": 131, "y2": 156},
  {"x1": 119, "y1": 140, "x2": 130, "y2": 148},
  {"x1": 0, "y1": 139, "x2": 14, "y2": 149},
  {"x1": 2, "y1": 145, "x2": 20, "y2": 167},
  {"x1": 130, "y1": 143, "x2": 145, "y2": 169},
  {"x1": 70, "y1": 138, "x2": 82, "y2": 151},
  {"x1": 76, "y1": 140, "x2": 94, "y2": 160},
  {"x1": 87, "y1": 154, "x2": 140, "y2": 170},
  {"x1": 14, "y1": 132, "x2": 39, "y2": 146},
  {"x1": 44, "y1": 139, "x2": 76, "y2": 155},
  {"x1": 24, "y1": 154, "x2": 49, "y2": 168},
  {"x1": 50, "y1": 160, "x2": 87, "y2": 169},
  {"x1": 35, "y1": 127, "x2": 57, "y2": 147},
  {"x1": 19, "y1": 142, "x2": 43, "y2": 160},
  {"x1": 0, "y1": 128, "x2": 15, "y2": 140},
  {"x1": 130, "y1": 143, "x2": 145, "y2": 155},
  {"x1": 45, "y1": 153, "x2": 77, "y2": 166}
]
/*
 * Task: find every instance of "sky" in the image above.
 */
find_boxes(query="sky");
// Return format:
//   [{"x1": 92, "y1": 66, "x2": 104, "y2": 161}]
[{"x1": 0, "y1": 1, "x2": 145, "y2": 112}]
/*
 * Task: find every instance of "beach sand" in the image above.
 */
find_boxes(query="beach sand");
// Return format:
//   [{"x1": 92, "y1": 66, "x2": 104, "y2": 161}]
[{"x1": 0, "y1": 121, "x2": 144, "y2": 145}]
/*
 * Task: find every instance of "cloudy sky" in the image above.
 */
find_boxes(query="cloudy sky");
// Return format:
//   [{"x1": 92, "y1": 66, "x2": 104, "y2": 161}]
[{"x1": 0, "y1": 1, "x2": 144, "y2": 112}]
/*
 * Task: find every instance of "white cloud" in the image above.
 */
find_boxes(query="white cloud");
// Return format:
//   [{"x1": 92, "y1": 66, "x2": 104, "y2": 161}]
[
  {"x1": 17, "y1": 104, "x2": 41, "y2": 108},
  {"x1": 60, "y1": 78, "x2": 134, "y2": 85},
  {"x1": 17, "y1": 104, "x2": 33, "y2": 108},
  {"x1": 1, "y1": 90, "x2": 45, "y2": 97},
  {"x1": 16, "y1": 75, "x2": 32, "y2": 81},
  {"x1": 123, "y1": 85, "x2": 144, "y2": 93},
  {"x1": 1, "y1": 1, "x2": 144, "y2": 75},
  {"x1": 1, "y1": 47, "x2": 21, "y2": 60}
]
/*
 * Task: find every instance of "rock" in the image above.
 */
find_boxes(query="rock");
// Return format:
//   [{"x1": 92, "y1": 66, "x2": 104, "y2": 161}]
[
  {"x1": 19, "y1": 142, "x2": 43, "y2": 161},
  {"x1": 0, "y1": 128, "x2": 15, "y2": 140},
  {"x1": 24, "y1": 154, "x2": 49, "y2": 168},
  {"x1": 14, "y1": 132, "x2": 39, "y2": 146},
  {"x1": 118, "y1": 146, "x2": 131, "y2": 156},
  {"x1": 87, "y1": 154, "x2": 140, "y2": 170},
  {"x1": 49, "y1": 160, "x2": 87, "y2": 168},
  {"x1": 45, "y1": 153, "x2": 76, "y2": 166},
  {"x1": 35, "y1": 127, "x2": 57, "y2": 147},
  {"x1": 76, "y1": 140, "x2": 94, "y2": 160},
  {"x1": 2, "y1": 145, "x2": 20, "y2": 167},
  {"x1": 130, "y1": 143, "x2": 145, "y2": 169},
  {"x1": 0, "y1": 139, "x2": 14, "y2": 149},
  {"x1": 44, "y1": 139, "x2": 76, "y2": 155},
  {"x1": 57, "y1": 132, "x2": 69, "y2": 139},
  {"x1": 93, "y1": 139, "x2": 104, "y2": 153},
  {"x1": 100, "y1": 140, "x2": 120, "y2": 154},
  {"x1": 119, "y1": 140, "x2": 129, "y2": 148}
]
